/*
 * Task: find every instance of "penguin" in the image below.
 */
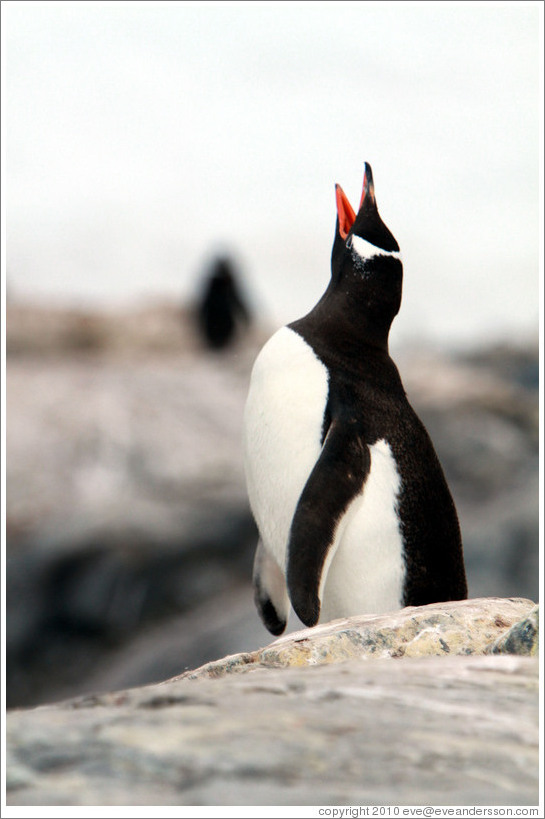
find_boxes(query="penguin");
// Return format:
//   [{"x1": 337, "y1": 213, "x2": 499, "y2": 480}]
[
  {"x1": 243, "y1": 163, "x2": 467, "y2": 636},
  {"x1": 197, "y1": 256, "x2": 251, "y2": 349}
]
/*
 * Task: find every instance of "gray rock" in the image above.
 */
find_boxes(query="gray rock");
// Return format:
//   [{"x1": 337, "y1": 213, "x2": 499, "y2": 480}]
[
  {"x1": 486, "y1": 605, "x2": 539, "y2": 656},
  {"x1": 6, "y1": 598, "x2": 540, "y2": 806},
  {"x1": 6, "y1": 652, "x2": 539, "y2": 806},
  {"x1": 177, "y1": 596, "x2": 537, "y2": 681},
  {"x1": 6, "y1": 514, "x2": 258, "y2": 707}
]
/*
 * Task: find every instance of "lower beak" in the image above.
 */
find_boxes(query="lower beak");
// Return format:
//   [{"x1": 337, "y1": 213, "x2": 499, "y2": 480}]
[{"x1": 335, "y1": 184, "x2": 356, "y2": 239}]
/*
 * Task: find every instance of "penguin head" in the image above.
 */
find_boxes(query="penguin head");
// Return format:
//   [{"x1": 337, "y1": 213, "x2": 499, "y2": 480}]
[{"x1": 330, "y1": 164, "x2": 403, "y2": 343}]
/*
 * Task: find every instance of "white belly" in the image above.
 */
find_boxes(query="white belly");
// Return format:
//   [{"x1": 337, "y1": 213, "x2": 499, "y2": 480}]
[
  {"x1": 320, "y1": 438, "x2": 405, "y2": 621},
  {"x1": 243, "y1": 326, "x2": 328, "y2": 571}
]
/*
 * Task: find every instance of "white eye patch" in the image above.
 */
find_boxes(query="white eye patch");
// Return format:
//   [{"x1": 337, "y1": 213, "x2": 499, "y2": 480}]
[{"x1": 349, "y1": 234, "x2": 402, "y2": 263}]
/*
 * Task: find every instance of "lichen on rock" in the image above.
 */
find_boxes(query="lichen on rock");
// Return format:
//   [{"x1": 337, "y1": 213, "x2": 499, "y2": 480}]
[
  {"x1": 175, "y1": 596, "x2": 536, "y2": 681},
  {"x1": 486, "y1": 604, "x2": 539, "y2": 656}
]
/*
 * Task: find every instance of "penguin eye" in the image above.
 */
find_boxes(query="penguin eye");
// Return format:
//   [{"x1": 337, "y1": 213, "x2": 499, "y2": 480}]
[{"x1": 345, "y1": 234, "x2": 353, "y2": 250}]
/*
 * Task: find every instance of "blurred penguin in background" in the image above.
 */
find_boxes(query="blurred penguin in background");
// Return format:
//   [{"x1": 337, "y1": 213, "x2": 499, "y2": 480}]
[{"x1": 196, "y1": 256, "x2": 251, "y2": 350}]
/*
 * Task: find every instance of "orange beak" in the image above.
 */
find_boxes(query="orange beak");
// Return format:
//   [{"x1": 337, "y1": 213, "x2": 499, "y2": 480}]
[{"x1": 335, "y1": 184, "x2": 356, "y2": 240}]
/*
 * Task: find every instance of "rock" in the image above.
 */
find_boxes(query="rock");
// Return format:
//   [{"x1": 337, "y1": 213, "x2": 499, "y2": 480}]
[
  {"x1": 5, "y1": 306, "x2": 539, "y2": 711},
  {"x1": 486, "y1": 605, "x2": 539, "y2": 657},
  {"x1": 6, "y1": 301, "x2": 265, "y2": 357},
  {"x1": 179, "y1": 596, "x2": 537, "y2": 680},
  {"x1": 6, "y1": 334, "x2": 263, "y2": 707},
  {"x1": 6, "y1": 513, "x2": 258, "y2": 708},
  {"x1": 6, "y1": 599, "x2": 539, "y2": 806},
  {"x1": 6, "y1": 349, "x2": 256, "y2": 538}
]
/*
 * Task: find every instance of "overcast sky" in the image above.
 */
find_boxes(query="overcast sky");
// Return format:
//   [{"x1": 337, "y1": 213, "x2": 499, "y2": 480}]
[{"x1": 4, "y1": 0, "x2": 543, "y2": 349}]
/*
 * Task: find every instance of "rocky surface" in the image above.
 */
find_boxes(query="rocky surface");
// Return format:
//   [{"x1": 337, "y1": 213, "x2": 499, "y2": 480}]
[
  {"x1": 5, "y1": 304, "x2": 539, "y2": 708},
  {"x1": 6, "y1": 307, "x2": 265, "y2": 707},
  {"x1": 177, "y1": 597, "x2": 539, "y2": 679},
  {"x1": 486, "y1": 605, "x2": 540, "y2": 657},
  {"x1": 6, "y1": 598, "x2": 540, "y2": 807}
]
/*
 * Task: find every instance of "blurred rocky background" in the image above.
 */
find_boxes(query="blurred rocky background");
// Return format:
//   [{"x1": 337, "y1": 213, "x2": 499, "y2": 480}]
[{"x1": 5, "y1": 291, "x2": 539, "y2": 710}]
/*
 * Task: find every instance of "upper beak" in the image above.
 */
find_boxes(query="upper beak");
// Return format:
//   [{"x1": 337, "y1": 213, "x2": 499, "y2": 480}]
[{"x1": 358, "y1": 162, "x2": 376, "y2": 210}]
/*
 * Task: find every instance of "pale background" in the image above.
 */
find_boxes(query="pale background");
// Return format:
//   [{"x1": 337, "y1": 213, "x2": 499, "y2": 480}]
[{"x1": 4, "y1": 0, "x2": 542, "y2": 350}]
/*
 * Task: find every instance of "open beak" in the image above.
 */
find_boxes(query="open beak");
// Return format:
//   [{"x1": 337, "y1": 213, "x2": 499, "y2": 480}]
[{"x1": 336, "y1": 163, "x2": 376, "y2": 240}]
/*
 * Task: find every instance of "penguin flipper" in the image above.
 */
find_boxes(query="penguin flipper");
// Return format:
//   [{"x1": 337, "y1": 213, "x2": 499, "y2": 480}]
[
  {"x1": 287, "y1": 418, "x2": 370, "y2": 628},
  {"x1": 253, "y1": 540, "x2": 290, "y2": 636}
]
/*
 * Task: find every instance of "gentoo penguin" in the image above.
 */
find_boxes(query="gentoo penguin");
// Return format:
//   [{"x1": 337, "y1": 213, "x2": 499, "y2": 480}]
[
  {"x1": 243, "y1": 163, "x2": 467, "y2": 635},
  {"x1": 197, "y1": 256, "x2": 250, "y2": 349}
]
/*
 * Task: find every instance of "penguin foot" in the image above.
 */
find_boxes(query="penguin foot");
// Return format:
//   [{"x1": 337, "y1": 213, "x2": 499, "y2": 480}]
[
  {"x1": 252, "y1": 540, "x2": 289, "y2": 636},
  {"x1": 255, "y1": 591, "x2": 287, "y2": 636}
]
